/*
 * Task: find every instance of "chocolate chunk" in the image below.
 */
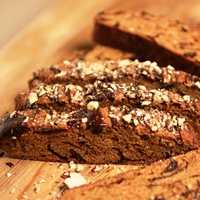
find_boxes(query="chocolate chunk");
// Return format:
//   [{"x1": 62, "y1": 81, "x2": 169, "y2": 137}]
[
  {"x1": 181, "y1": 25, "x2": 188, "y2": 32},
  {"x1": 153, "y1": 196, "x2": 166, "y2": 200},
  {"x1": 6, "y1": 162, "x2": 14, "y2": 168},
  {"x1": 163, "y1": 159, "x2": 178, "y2": 173},
  {"x1": 88, "y1": 109, "x2": 106, "y2": 129},
  {"x1": 183, "y1": 52, "x2": 196, "y2": 57},
  {"x1": 0, "y1": 150, "x2": 4, "y2": 157},
  {"x1": 0, "y1": 113, "x2": 26, "y2": 139}
]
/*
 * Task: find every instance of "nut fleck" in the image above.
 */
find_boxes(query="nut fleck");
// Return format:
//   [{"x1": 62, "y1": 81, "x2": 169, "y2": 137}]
[
  {"x1": 87, "y1": 101, "x2": 99, "y2": 110},
  {"x1": 28, "y1": 92, "x2": 38, "y2": 105},
  {"x1": 122, "y1": 114, "x2": 132, "y2": 123}
]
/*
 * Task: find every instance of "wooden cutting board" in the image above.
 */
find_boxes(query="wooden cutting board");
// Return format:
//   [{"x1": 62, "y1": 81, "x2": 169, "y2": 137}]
[{"x1": 0, "y1": 0, "x2": 200, "y2": 199}]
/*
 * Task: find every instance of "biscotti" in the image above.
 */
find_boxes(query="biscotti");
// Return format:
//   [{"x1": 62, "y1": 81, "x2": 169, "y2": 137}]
[
  {"x1": 1, "y1": 59, "x2": 200, "y2": 165},
  {"x1": 29, "y1": 59, "x2": 200, "y2": 100},
  {"x1": 0, "y1": 105, "x2": 199, "y2": 164},
  {"x1": 93, "y1": 10, "x2": 200, "y2": 76},
  {"x1": 15, "y1": 81, "x2": 200, "y2": 130},
  {"x1": 61, "y1": 148, "x2": 200, "y2": 200},
  {"x1": 65, "y1": 44, "x2": 136, "y2": 62}
]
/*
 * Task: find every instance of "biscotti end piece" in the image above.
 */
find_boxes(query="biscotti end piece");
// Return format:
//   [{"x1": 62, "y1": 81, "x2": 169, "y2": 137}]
[
  {"x1": 61, "y1": 148, "x2": 200, "y2": 200},
  {"x1": 93, "y1": 9, "x2": 200, "y2": 76}
]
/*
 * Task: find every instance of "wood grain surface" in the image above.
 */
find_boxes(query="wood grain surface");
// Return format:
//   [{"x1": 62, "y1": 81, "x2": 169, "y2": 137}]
[{"x1": 0, "y1": 0, "x2": 200, "y2": 199}]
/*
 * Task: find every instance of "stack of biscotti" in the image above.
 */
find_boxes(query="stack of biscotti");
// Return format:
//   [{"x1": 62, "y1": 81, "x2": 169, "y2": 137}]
[
  {"x1": 1, "y1": 8, "x2": 200, "y2": 199},
  {"x1": 61, "y1": 148, "x2": 200, "y2": 200},
  {"x1": 1, "y1": 9, "x2": 200, "y2": 165},
  {"x1": 1, "y1": 59, "x2": 200, "y2": 165},
  {"x1": 93, "y1": 9, "x2": 200, "y2": 76}
]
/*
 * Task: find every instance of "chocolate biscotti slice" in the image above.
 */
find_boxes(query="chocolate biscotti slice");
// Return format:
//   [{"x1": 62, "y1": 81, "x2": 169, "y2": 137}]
[
  {"x1": 61, "y1": 148, "x2": 200, "y2": 200},
  {"x1": 93, "y1": 10, "x2": 200, "y2": 76},
  {"x1": 28, "y1": 60, "x2": 200, "y2": 100},
  {"x1": 15, "y1": 81, "x2": 200, "y2": 130},
  {"x1": 0, "y1": 105, "x2": 199, "y2": 164}
]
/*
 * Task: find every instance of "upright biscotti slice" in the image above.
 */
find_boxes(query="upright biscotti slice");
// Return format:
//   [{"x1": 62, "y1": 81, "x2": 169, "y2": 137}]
[
  {"x1": 93, "y1": 10, "x2": 200, "y2": 76},
  {"x1": 61, "y1": 148, "x2": 200, "y2": 200},
  {"x1": 0, "y1": 105, "x2": 199, "y2": 164},
  {"x1": 28, "y1": 59, "x2": 200, "y2": 100}
]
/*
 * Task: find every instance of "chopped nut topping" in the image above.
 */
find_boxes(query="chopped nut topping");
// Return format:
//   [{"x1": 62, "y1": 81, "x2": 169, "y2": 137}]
[
  {"x1": 138, "y1": 85, "x2": 147, "y2": 91},
  {"x1": 28, "y1": 92, "x2": 38, "y2": 105},
  {"x1": 81, "y1": 118, "x2": 88, "y2": 123},
  {"x1": 110, "y1": 83, "x2": 117, "y2": 91},
  {"x1": 151, "y1": 126, "x2": 158, "y2": 132},
  {"x1": 133, "y1": 119, "x2": 139, "y2": 126},
  {"x1": 87, "y1": 101, "x2": 99, "y2": 110},
  {"x1": 10, "y1": 111, "x2": 16, "y2": 118},
  {"x1": 183, "y1": 95, "x2": 190, "y2": 102},
  {"x1": 141, "y1": 100, "x2": 152, "y2": 106},
  {"x1": 23, "y1": 116, "x2": 29, "y2": 123},
  {"x1": 55, "y1": 71, "x2": 67, "y2": 77},
  {"x1": 177, "y1": 118, "x2": 185, "y2": 126},
  {"x1": 194, "y1": 81, "x2": 200, "y2": 88},
  {"x1": 122, "y1": 114, "x2": 132, "y2": 123}
]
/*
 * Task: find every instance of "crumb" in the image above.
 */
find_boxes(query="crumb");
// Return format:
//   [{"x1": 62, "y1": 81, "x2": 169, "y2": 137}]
[
  {"x1": 6, "y1": 172, "x2": 12, "y2": 178},
  {"x1": 92, "y1": 165, "x2": 103, "y2": 172},
  {"x1": 10, "y1": 188, "x2": 16, "y2": 194},
  {"x1": 34, "y1": 183, "x2": 41, "y2": 194},
  {"x1": 61, "y1": 171, "x2": 70, "y2": 179},
  {"x1": 21, "y1": 195, "x2": 29, "y2": 199},
  {"x1": 38, "y1": 179, "x2": 45, "y2": 184},
  {"x1": 119, "y1": 166, "x2": 125, "y2": 171},
  {"x1": 69, "y1": 161, "x2": 77, "y2": 171},
  {"x1": 64, "y1": 173, "x2": 86, "y2": 189},
  {"x1": 76, "y1": 164, "x2": 84, "y2": 172},
  {"x1": 57, "y1": 164, "x2": 63, "y2": 169}
]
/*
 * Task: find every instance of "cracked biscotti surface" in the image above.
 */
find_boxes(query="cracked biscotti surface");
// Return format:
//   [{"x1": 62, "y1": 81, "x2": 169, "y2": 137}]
[
  {"x1": 1, "y1": 59, "x2": 200, "y2": 164},
  {"x1": 61, "y1": 148, "x2": 200, "y2": 200},
  {"x1": 93, "y1": 9, "x2": 200, "y2": 76}
]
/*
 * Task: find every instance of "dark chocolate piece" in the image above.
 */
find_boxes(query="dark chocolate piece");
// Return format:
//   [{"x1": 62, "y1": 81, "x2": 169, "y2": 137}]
[
  {"x1": 0, "y1": 113, "x2": 25, "y2": 139},
  {"x1": 6, "y1": 162, "x2": 14, "y2": 168},
  {"x1": 163, "y1": 159, "x2": 178, "y2": 173}
]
